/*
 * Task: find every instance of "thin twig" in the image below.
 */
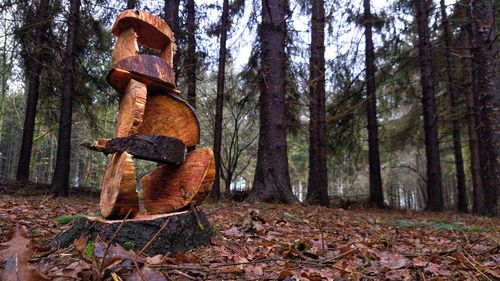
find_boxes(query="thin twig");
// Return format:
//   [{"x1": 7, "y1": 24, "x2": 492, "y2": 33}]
[
  {"x1": 170, "y1": 269, "x2": 197, "y2": 280},
  {"x1": 100, "y1": 210, "x2": 131, "y2": 269}
]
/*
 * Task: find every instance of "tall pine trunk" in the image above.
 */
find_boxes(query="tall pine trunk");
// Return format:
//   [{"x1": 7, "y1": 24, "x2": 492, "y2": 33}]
[
  {"x1": 415, "y1": 0, "x2": 444, "y2": 212},
  {"x1": 186, "y1": 0, "x2": 196, "y2": 108},
  {"x1": 51, "y1": 0, "x2": 80, "y2": 196},
  {"x1": 211, "y1": 0, "x2": 230, "y2": 200},
  {"x1": 163, "y1": 0, "x2": 180, "y2": 84},
  {"x1": 439, "y1": 0, "x2": 467, "y2": 212},
  {"x1": 306, "y1": 0, "x2": 328, "y2": 206},
  {"x1": 126, "y1": 0, "x2": 136, "y2": 9},
  {"x1": 363, "y1": 0, "x2": 384, "y2": 208},
  {"x1": 471, "y1": 0, "x2": 498, "y2": 216},
  {"x1": 248, "y1": 0, "x2": 297, "y2": 203},
  {"x1": 16, "y1": 0, "x2": 50, "y2": 183}
]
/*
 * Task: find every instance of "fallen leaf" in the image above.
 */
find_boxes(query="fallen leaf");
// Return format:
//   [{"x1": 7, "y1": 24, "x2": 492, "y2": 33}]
[
  {"x1": 379, "y1": 251, "x2": 410, "y2": 270},
  {"x1": 127, "y1": 266, "x2": 166, "y2": 281}
]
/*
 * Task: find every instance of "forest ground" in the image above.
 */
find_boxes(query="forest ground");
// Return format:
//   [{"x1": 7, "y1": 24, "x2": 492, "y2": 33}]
[{"x1": 0, "y1": 183, "x2": 498, "y2": 280}]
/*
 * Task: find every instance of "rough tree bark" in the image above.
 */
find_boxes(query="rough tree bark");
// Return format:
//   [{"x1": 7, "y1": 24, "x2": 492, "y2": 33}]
[
  {"x1": 51, "y1": 0, "x2": 81, "y2": 196},
  {"x1": 415, "y1": 0, "x2": 444, "y2": 212},
  {"x1": 471, "y1": 0, "x2": 498, "y2": 216},
  {"x1": 185, "y1": 0, "x2": 197, "y2": 108},
  {"x1": 211, "y1": 0, "x2": 230, "y2": 200},
  {"x1": 363, "y1": 0, "x2": 384, "y2": 208},
  {"x1": 248, "y1": 0, "x2": 297, "y2": 203},
  {"x1": 16, "y1": 0, "x2": 51, "y2": 183},
  {"x1": 439, "y1": 0, "x2": 467, "y2": 212},
  {"x1": 306, "y1": 0, "x2": 328, "y2": 207},
  {"x1": 163, "y1": 0, "x2": 180, "y2": 83}
]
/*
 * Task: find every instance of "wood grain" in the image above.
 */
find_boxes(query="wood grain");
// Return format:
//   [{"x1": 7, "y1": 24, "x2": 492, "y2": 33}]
[
  {"x1": 100, "y1": 152, "x2": 139, "y2": 219},
  {"x1": 137, "y1": 93, "x2": 200, "y2": 147},
  {"x1": 142, "y1": 148, "x2": 213, "y2": 214},
  {"x1": 115, "y1": 79, "x2": 147, "y2": 137},
  {"x1": 111, "y1": 27, "x2": 139, "y2": 65}
]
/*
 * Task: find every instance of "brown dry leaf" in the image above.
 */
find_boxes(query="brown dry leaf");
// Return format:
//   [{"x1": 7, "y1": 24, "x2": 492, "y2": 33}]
[
  {"x1": 221, "y1": 226, "x2": 244, "y2": 238},
  {"x1": 94, "y1": 241, "x2": 143, "y2": 268},
  {"x1": 0, "y1": 225, "x2": 50, "y2": 281},
  {"x1": 50, "y1": 261, "x2": 91, "y2": 281},
  {"x1": 244, "y1": 264, "x2": 264, "y2": 279},
  {"x1": 127, "y1": 266, "x2": 166, "y2": 281},
  {"x1": 385, "y1": 269, "x2": 411, "y2": 280},
  {"x1": 146, "y1": 254, "x2": 164, "y2": 265},
  {"x1": 379, "y1": 251, "x2": 410, "y2": 270}
]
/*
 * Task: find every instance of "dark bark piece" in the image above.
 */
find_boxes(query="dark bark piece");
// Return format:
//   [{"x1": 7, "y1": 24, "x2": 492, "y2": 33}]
[
  {"x1": 51, "y1": 0, "x2": 81, "y2": 197},
  {"x1": 112, "y1": 9, "x2": 174, "y2": 53},
  {"x1": 439, "y1": 0, "x2": 467, "y2": 212},
  {"x1": 127, "y1": 0, "x2": 136, "y2": 9},
  {"x1": 137, "y1": 93, "x2": 200, "y2": 147},
  {"x1": 45, "y1": 212, "x2": 214, "y2": 256},
  {"x1": 108, "y1": 55, "x2": 175, "y2": 93},
  {"x1": 142, "y1": 148, "x2": 214, "y2": 214},
  {"x1": 100, "y1": 152, "x2": 139, "y2": 219},
  {"x1": 415, "y1": 0, "x2": 444, "y2": 211},
  {"x1": 116, "y1": 79, "x2": 147, "y2": 137},
  {"x1": 211, "y1": 0, "x2": 230, "y2": 200},
  {"x1": 81, "y1": 135, "x2": 186, "y2": 164},
  {"x1": 306, "y1": 0, "x2": 329, "y2": 207},
  {"x1": 248, "y1": 0, "x2": 297, "y2": 204},
  {"x1": 363, "y1": 0, "x2": 384, "y2": 209},
  {"x1": 16, "y1": 0, "x2": 51, "y2": 183}
]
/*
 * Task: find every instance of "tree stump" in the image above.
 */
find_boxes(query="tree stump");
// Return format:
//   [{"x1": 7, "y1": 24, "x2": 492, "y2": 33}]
[{"x1": 47, "y1": 211, "x2": 214, "y2": 256}]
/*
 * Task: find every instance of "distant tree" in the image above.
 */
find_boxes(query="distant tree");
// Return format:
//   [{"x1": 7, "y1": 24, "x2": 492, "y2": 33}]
[
  {"x1": 185, "y1": 0, "x2": 196, "y2": 108},
  {"x1": 16, "y1": 0, "x2": 51, "y2": 183},
  {"x1": 211, "y1": 0, "x2": 230, "y2": 200},
  {"x1": 163, "y1": 0, "x2": 180, "y2": 83},
  {"x1": 363, "y1": 0, "x2": 384, "y2": 208},
  {"x1": 415, "y1": 0, "x2": 444, "y2": 211},
  {"x1": 306, "y1": 0, "x2": 328, "y2": 207},
  {"x1": 439, "y1": 0, "x2": 467, "y2": 212},
  {"x1": 471, "y1": 0, "x2": 497, "y2": 216},
  {"x1": 51, "y1": 0, "x2": 81, "y2": 196},
  {"x1": 248, "y1": 0, "x2": 297, "y2": 203}
]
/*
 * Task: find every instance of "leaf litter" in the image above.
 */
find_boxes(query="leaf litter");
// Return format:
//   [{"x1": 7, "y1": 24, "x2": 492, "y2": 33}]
[{"x1": 0, "y1": 191, "x2": 499, "y2": 280}]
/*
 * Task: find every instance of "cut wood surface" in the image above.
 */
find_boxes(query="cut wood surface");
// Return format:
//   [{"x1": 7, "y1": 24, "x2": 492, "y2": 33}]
[
  {"x1": 100, "y1": 152, "x2": 139, "y2": 219},
  {"x1": 45, "y1": 211, "x2": 214, "y2": 256},
  {"x1": 112, "y1": 9, "x2": 174, "y2": 52},
  {"x1": 137, "y1": 93, "x2": 200, "y2": 147},
  {"x1": 81, "y1": 135, "x2": 186, "y2": 164},
  {"x1": 191, "y1": 149, "x2": 215, "y2": 205},
  {"x1": 111, "y1": 27, "x2": 139, "y2": 65},
  {"x1": 115, "y1": 79, "x2": 147, "y2": 137},
  {"x1": 108, "y1": 55, "x2": 175, "y2": 93},
  {"x1": 142, "y1": 148, "x2": 214, "y2": 214}
]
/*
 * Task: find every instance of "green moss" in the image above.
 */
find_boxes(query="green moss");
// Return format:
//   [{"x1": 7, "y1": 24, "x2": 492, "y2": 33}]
[
  {"x1": 123, "y1": 241, "x2": 135, "y2": 251},
  {"x1": 83, "y1": 240, "x2": 95, "y2": 259},
  {"x1": 54, "y1": 214, "x2": 86, "y2": 225}
]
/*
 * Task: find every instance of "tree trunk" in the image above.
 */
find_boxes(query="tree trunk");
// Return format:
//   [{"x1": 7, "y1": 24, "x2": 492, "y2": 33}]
[
  {"x1": 306, "y1": 0, "x2": 328, "y2": 207},
  {"x1": 211, "y1": 0, "x2": 230, "y2": 200},
  {"x1": 471, "y1": 0, "x2": 498, "y2": 216},
  {"x1": 415, "y1": 0, "x2": 444, "y2": 212},
  {"x1": 51, "y1": 0, "x2": 81, "y2": 196},
  {"x1": 439, "y1": 0, "x2": 467, "y2": 212},
  {"x1": 126, "y1": 0, "x2": 136, "y2": 9},
  {"x1": 248, "y1": 0, "x2": 297, "y2": 204},
  {"x1": 185, "y1": 0, "x2": 197, "y2": 108},
  {"x1": 16, "y1": 0, "x2": 50, "y2": 183},
  {"x1": 363, "y1": 0, "x2": 384, "y2": 208},
  {"x1": 163, "y1": 0, "x2": 180, "y2": 83}
]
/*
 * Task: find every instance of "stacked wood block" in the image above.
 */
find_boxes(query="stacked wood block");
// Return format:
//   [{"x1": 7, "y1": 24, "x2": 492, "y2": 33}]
[{"x1": 85, "y1": 9, "x2": 214, "y2": 220}]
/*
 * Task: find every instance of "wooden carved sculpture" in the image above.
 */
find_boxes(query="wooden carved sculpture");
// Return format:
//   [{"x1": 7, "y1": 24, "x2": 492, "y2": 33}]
[{"x1": 85, "y1": 9, "x2": 214, "y2": 219}]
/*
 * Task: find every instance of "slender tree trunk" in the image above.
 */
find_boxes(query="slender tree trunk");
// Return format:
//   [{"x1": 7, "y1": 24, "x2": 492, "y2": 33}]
[
  {"x1": 51, "y1": 0, "x2": 80, "y2": 196},
  {"x1": 185, "y1": 0, "x2": 196, "y2": 108},
  {"x1": 210, "y1": 0, "x2": 230, "y2": 200},
  {"x1": 126, "y1": 0, "x2": 136, "y2": 9},
  {"x1": 16, "y1": 0, "x2": 50, "y2": 183},
  {"x1": 415, "y1": 0, "x2": 444, "y2": 212},
  {"x1": 363, "y1": 0, "x2": 384, "y2": 208},
  {"x1": 471, "y1": 0, "x2": 498, "y2": 216},
  {"x1": 439, "y1": 0, "x2": 467, "y2": 212},
  {"x1": 306, "y1": 0, "x2": 328, "y2": 207},
  {"x1": 163, "y1": 0, "x2": 180, "y2": 83},
  {"x1": 248, "y1": 0, "x2": 297, "y2": 203}
]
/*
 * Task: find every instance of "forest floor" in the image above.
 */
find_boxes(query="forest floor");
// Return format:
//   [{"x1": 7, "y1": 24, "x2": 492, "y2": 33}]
[{"x1": 0, "y1": 184, "x2": 499, "y2": 280}]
